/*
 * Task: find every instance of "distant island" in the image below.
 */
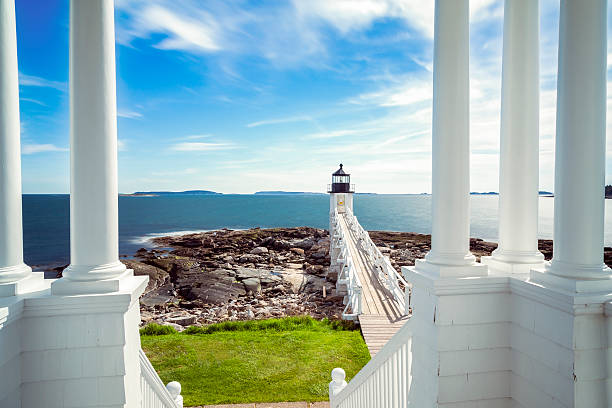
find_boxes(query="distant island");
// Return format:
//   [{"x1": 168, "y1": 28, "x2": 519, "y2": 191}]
[
  {"x1": 123, "y1": 190, "x2": 222, "y2": 197},
  {"x1": 254, "y1": 191, "x2": 325, "y2": 195}
]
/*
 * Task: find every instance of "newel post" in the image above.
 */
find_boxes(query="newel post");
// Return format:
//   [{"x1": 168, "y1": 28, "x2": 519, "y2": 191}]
[{"x1": 329, "y1": 367, "x2": 347, "y2": 406}]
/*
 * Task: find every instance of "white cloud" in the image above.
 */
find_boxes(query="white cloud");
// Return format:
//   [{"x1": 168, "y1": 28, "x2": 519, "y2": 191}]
[
  {"x1": 350, "y1": 78, "x2": 432, "y2": 107},
  {"x1": 118, "y1": 110, "x2": 143, "y2": 119},
  {"x1": 183, "y1": 134, "x2": 212, "y2": 140},
  {"x1": 151, "y1": 168, "x2": 198, "y2": 176},
  {"x1": 20, "y1": 98, "x2": 46, "y2": 106},
  {"x1": 22, "y1": 144, "x2": 68, "y2": 155},
  {"x1": 142, "y1": 5, "x2": 220, "y2": 52},
  {"x1": 19, "y1": 73, "x2": 66, "y2": 91},
  {"x1": 171, "y1": 142, "x2": 236, "y2": 151},
  {"x1": 305, "y1": 129, "x2": 373, "y2": 139},
  {"x1": 247, "y1": 115, "x2": 312, "y2": 128}
]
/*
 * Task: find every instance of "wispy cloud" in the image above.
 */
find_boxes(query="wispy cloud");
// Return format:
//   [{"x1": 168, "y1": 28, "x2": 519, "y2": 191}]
[
  {"x1": 247, "y1": 115, "x2": 312, "y2": 128},
  {"x1": 183, "y1": 134, "x2": 212, "y2": 140},
  {"x1": 118, "y1": 110, "x2": 143, "y2": 119},
  {"x1": 22, "y1": 143, "x2": 68, "y2": 155},
  {"x1": 349, "y1": 78, "x2": 432, "y2": 107},
  {"x1": 151, "y1": 168, "x2": 198, "y2": 176},
  {"x1": 20, "y1": 97, "x2": 46, "y2": 106},
  {"x1": 19, "y1": 73, "x2": 66, "y2": 91},
  {"x1": 114, "y1": 0, "x2": 495, "y2": 69},
  {"x1": 305, "y1": 129, "x2": 368, "y2": 139},
  {"x1": 170, "y1": 142, "x2": 237, "y2": 151}
]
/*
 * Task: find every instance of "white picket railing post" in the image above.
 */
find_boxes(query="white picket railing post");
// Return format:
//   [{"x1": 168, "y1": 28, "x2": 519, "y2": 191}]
[
  {"x1": 329, "y1": 367, "x2": 348, "y2": 407},
  {"x1": 166, "y1": 381, "x2": 183, "y2": 408}
]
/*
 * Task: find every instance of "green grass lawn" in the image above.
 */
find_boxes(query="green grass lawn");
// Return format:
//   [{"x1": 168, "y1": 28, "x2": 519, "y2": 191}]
[{"x1": 140, "y1": 316, "x2": 371, "y2": 406}]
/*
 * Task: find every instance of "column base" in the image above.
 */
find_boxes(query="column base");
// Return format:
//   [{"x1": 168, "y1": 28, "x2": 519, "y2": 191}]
[
  {"x1": 61, "y1": 259, "x2": 127, "y2": 282},
  {"x1": 0, "y1": 272, "x2": 47, "y2": 297},
  {"x1": 51, "y1": 269, "x2": 134, "y2": 295},
  {"x1": 414, "y1": 258, "x2": 488, "y2": 278},
  {"x1": 482, "y1": 255, "x2": 545, "y2": 276},
  {"x1": 544, "y1": 258, "x2": 612, "y2": 281},
  {"x1": 530, "y1": 263, "x2": 612, "y2": 295},
  {"x1": 0, "y1": 263, "x2": 33, "y2": 285}
]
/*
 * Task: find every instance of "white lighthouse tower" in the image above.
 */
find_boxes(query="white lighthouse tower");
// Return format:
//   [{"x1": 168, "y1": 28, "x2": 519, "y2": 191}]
[
  {"x1": 328, "y1": 163, "x2": 354, "y2": 232},
  {"x1": 328, "y1": 164, "x2": 354, "y2": 284}
]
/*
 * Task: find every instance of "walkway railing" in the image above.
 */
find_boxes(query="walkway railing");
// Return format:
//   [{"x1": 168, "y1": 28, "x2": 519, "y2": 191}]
[
  {"x1": 139, "y1": 348, "x2": 183, "y2": 408},
  {"x1": 344, "y1": 208, "x2": 408, "y2": 314},
  {"x1": 329, "y1": 319, "x2": 413, "y2": 407},
  {"x1": 331, "y1": 209, "x2": 363, "y2": 320}
]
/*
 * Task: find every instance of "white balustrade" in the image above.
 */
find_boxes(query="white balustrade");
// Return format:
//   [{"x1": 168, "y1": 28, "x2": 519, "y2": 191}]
[
  {"x1": 344, "y1": 208, "x2": 408, "y2": 314},
  {"x1": 139, "y1": 349, "x2": 183, "y2": 408},
  {"x1": 330, "y1": 209, "x2": 363, "y2": 320},
  {"x1": 330, "y1": 319, "x2": 413, "y2": 407}
]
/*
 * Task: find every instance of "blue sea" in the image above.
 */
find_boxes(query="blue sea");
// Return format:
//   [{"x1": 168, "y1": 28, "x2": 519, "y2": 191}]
[{"x1": 22, "y1": 194, "x2": 612, "y2": 267}]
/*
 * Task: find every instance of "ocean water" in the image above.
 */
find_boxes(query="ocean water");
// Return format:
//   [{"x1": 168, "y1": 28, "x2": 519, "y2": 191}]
[{"x1": 22, "y1": 194, "x2": 612, "y2": 267}]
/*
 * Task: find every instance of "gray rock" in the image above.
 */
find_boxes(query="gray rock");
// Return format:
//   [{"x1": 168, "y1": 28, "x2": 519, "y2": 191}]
[
  {"x1": 239, "y1": 254, "x2": 261, "y2": 263},
  {"x1": 290, "y1": 237, "x2": 316, "y2": 249},
  {"x1": 167, "y1": 315, "x2": 197, "y2": 326},
  {"x1": 243, "y1": 278, "x2": 261, "y2": 295},
  {"x1": 250, "y1": 246, "x2": 269, "y2": 255}
]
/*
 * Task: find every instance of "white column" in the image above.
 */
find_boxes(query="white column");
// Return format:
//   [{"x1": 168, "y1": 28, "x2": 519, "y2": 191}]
[
  {"x1": 483, "y1": 0, "x2": 544, "y2": 274},
  {"x1": 546, "y1": 0, "x2": 609, "y2": 280},
  {"x1": 419, "y1": 0, "x2": 486, "y2": 277},
  {"x1": 59, "y1": 0, "x2": 126, "y2": 285},
  {"x1": 0, "y1": 0, "x2": 32, "y2": 285}
]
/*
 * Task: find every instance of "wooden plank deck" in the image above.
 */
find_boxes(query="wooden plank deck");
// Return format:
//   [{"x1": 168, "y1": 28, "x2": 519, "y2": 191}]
[{"x1": 338, "y1": 214, "x2": 409, "y2": 357}]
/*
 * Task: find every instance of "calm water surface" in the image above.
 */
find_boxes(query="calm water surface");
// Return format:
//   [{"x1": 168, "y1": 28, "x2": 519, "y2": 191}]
[{"x1": 22, "y1": 194, "x2": 612, "y2": 266}]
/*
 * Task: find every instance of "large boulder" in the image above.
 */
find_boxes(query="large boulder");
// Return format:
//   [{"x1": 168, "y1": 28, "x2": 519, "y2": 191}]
[
  {"x1": 290, "y1": 237, "x2": 316, "y2": 250},
  {"x1": 175, "y1": 267, "x2": 246, "y2": 304},
  {"x1": 250, "y1": 246, "x2": 269, "y2": 255},
  {"x1": 242, "y1": 278, "x2": 261, "y2": 295}
]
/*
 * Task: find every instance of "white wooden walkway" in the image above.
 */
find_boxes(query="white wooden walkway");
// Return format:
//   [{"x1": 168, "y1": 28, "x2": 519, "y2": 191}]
[{"x1": 337, "y1": 214, "x2": 409, "y2": 357}]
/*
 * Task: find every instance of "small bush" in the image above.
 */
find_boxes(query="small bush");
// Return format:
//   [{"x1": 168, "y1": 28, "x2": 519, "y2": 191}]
[{"x1": 140, "y1": 323, "x2": 178, "y2": 336}]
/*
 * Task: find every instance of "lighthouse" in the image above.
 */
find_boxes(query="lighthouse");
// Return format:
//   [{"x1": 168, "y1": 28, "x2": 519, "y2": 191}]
[
  {"x1": 328, "y1": 163, "x2": 354, "y2": 221},
  {"x1": 328, "y1": 164, "x2": 354, "y2": 286}
]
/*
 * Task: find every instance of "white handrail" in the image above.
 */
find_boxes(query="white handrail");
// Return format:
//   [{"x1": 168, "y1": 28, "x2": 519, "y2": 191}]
[
  {"x1": 331, "y1": 209, "x2": 363, "y2": 320},
  {"x1": 139, "y1": 348, "x2": 183, "y2": 408},
  {"x1": 344, "y1": 208, "x2": 408, "y2": 314},
  {"x1": 329, "y1": 318, "x2": 413, "y2": 407}
]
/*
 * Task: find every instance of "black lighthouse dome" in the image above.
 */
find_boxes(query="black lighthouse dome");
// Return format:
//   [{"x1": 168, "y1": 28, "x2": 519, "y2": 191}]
[{"x1": 328, "y1": 164, "x2": 355, "y2": 193}]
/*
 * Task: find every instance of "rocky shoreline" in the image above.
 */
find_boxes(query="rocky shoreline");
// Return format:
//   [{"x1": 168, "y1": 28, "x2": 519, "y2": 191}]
[{"x1": 80, "y1": 227, "x2": 611, "y2": 330}]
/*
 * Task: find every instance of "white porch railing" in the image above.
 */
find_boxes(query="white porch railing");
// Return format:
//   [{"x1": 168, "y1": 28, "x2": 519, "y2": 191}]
[
  {"x1": 329, "y1": 318, "x2": 413, "y2": 407},
  {"x1": 344, "y1": 208, "x2": 409, "y2": 314},
  {"x1": 331, "y1": 209, "x2": 363, "y2": 320},
  {"x1": 139, "y1": 348, "x2": 183, "y2": 408}
]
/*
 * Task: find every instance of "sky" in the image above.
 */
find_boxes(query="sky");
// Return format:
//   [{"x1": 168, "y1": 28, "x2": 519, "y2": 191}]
[{"x1": 14, "y1": 0, "x2": 612, "y2": 194}]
